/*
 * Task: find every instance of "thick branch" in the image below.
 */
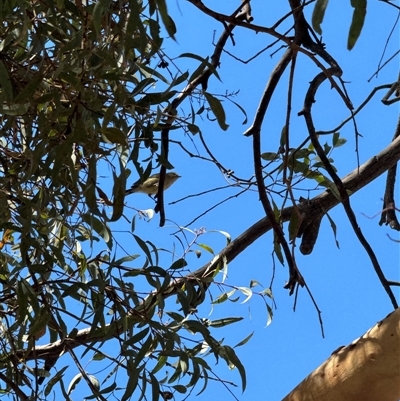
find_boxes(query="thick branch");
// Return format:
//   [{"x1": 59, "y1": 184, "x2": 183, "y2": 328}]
[{"x1": 282, "y1": 308, "x2": 400, "y2": 401}]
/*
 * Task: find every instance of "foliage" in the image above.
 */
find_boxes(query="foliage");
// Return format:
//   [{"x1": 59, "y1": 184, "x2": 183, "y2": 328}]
[
  {"x1": 0, "y1": 0, "x2": 399, "y2": 400},
  {"x1": 0, "y1": 0, "x2": 260, "y2": 398}
]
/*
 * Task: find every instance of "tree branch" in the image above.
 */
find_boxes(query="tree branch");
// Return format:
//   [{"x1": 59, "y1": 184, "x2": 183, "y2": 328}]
[
  {"x1": 379, "y1": 114, "x2": 400, "y2": 230},
  {"x1": 282, "y1": 308, "x2": 400, "y2": 401},
  {"x1": 299, "y1": 69, "x2": 398, "y2": 308},
  {"x1": 13, "y1": 133, "x2": 400, "y2": 364}
]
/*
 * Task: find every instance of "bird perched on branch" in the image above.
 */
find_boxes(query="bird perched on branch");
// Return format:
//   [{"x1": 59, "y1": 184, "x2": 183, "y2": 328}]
[{"x1": 126, "y1": 172, "x2": 181, "y2": 195}]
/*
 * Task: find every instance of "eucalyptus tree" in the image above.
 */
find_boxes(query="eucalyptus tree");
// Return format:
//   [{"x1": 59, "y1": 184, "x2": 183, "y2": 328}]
[{"x1": 0, "y1": 0, "x2": 398, "y2": 400}]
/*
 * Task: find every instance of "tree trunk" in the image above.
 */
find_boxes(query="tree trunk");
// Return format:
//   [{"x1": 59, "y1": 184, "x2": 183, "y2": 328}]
[{"x1": 282, "y1": 308, "x2": 400, "y2": 401}]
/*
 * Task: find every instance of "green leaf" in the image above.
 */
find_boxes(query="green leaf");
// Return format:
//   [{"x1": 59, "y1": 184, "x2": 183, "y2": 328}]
[
  {"x1": 196, "y1": 367, "x2": 209, "y2": 395},
  {"x1": 179, "y1": 53, "x2": 221, "y2": 80},
  {"x1": 60, "y1": 31, "x2": 84, "y2": 54},
  {"x1": 137, "y1": 91, "x2": 177, "y2": 107},
  {"x1": 97, "y1": 382, "x2": 117, "y2": 395},
  {"x1": 0, "y1": 102, "x2": 29, "y2": 115},
  {"x1": 212, "y1": 292, "x2": 229, "y2": 304},
  {"x1": 261, "y1": 152, "x2": 278, "y2": 161},
  {"x1": 130, "y1": 78, "x2": 157, "y2": 97},
  {"x1": 0, "y1": 60, "x2": 13, "y2": 102},
  {"x1": 110, "y1": 176, "x2": 125, "y2": 223},
  {"x1": 323, "y1": 142, "x2": 332, "y2": 154},
  {"x1": 168, "y1": 362, "x2": 182, "y2": 384},
  {"x1": 204, "y1": 92, "x2": 229, "y2": 131},
  {"x1": 198, "y1": 243, "x2": 214, "y2": 254},
  {"x1": 333, "y1": 133, "x2": 347, "y2": 148},
  {"x1": 280, "y1": 125, "x2": 287, "y2": 147},
  {"x1": 155, "y1": 0, "x2": 176, "y2": 40},
  {"x1": 14, "y1": 74, "x2": 43, "y2": 103},
  {"x1": 44, "y1": 366, "x2": 69, "y2": 397},
  {"x1": 326, "y1": 212, "x2": 340, "y2": 249},
  {"x1": 92, "y1": 352, "x2": 105, "y2": 361},
  {"x1": 125, "y1": 328, "x2": 150, "y2": 347},
  {"x1": 288, "y1": 210, "x2": 300, "y2": 241},
  {"x1": 219, "y1": 346, "x2": 246, "y2": 392},
  {"x1": 182, "y1": 320, "x2": 211, "y2": 336},
  {"x1": 121, "y1": 368, "x2": 139, "y2": 401},
  {"x1": 92, "y1": 0, "x2": 113, "y2": 36},
  {"x1": 237, "y1": 287, "x2": 252, "y2": 303},
  {"x1": 166, "y1": 311, "x2": 185, "y2": 322},
  {"x1": 20, "y1": 279, "x2": 40, "y2": 314},
  {"x1": 228, "y1": 98, "x2": 248, "y2": 125},
  {"x1": 151, "y1": 355, "x2": 168, "y2": 375},
  {"x1": 28, "y1": 307, "x2": 50, "y2": 338},
  {"x1": 82, "y1": 214, "x2": 112, "y2": 249},
  {"x1": 67, "y1": 373, "x2": 83, "y2": 395},
  {"x1": 262, "y1": 287, "x2": 274, "y2": 299},
  {"x1": 234, "y1": 332, "x2": 254, "y2": 348},
  {"x1": 102, "y1": 127, "x2": 128, "y2": 147},
  {"x1": 188, "y1": 56, "x2": 210, "y2": 83},
  {"x1": 348, "y1": 0, "x2": 367, "y2": 50},
  {"x1": 312, "y1": 0, "x2": 330, "y2": 35},
  {"x1": 173, "y1": 385, "x2": 187, "y2": 394},
  {"x1": 133, "y1": 334, "x2": 154, "y2": 368},
  {"x1": 273, "y1": 234, "x2": 284, "y2": 265},
  {"x1": 187, "y1": 358, "x2": 202, "y2": 387},
  {"x1": 209, "y1": 317, "x2": 243, "y2": 328},
  {"x1": 88, "y1": 375, "x2": 100, "y2": 391},
  {"x1": 250, "y1": 280, "x2": 261, "y2": 288},
  {"x1": 292, "y1": 160, "x2": 310, "y2": 174},
  {"x1": 210, "y1": 229, "x2": 231, "y2": 244},
  {"x1": 197, "y1": 105, "x2": 205, "y2": 115},
  {"x1": 170, "y1": 71, "x2": 189, "y2": 87},
  {"x1": 188, "y1": 123, "x2": 200, "y2": 134},
  {"x1": 133, "y1": 234, "x2": 153, "y2": 264},
  {"x1": 131, "y1": 215, "x2": 136, "y2": 232},
  {"x1": 266, "y1": 303, "x2": 274, "y2": 326},
  {"x1": 332, "y1": 132, "x2": 340, "y2": 147},
  {"x1": 124, "y1": 0, "x2": 147, "y2": 54},
  {"x1": 170, "y1": 258, "x2": 188, "y2": 270},
  {"x1": 84, "y1": 155, "x2": 100, "y2": 213},
  {"x1": 291, "y1": 148, "x2": 314, "y2": 159},
  {"x1": 320, "y1": 175, "x2": 341, "y2": 200},
  {"x1": 112, "y1": 254, "x2": 140, "y2": 266},
  {"x1": 136, "y1": 62, "x2": 170, "y2": 84}
]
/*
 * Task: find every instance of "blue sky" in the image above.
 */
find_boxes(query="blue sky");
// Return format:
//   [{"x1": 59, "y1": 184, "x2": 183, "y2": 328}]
[{"x1": 50, "y1": 1, "x2": 400, "y2": 400}]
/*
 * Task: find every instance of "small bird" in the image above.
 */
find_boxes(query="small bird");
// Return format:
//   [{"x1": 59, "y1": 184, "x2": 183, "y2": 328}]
[{"x1": 126, "y1": 172, "x2": 181, "y2": 195}]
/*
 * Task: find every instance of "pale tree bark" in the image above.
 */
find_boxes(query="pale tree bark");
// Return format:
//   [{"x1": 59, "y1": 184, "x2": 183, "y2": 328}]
[{"x1": 282, "y1": 308, "x2": 400, "y2": 401}]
